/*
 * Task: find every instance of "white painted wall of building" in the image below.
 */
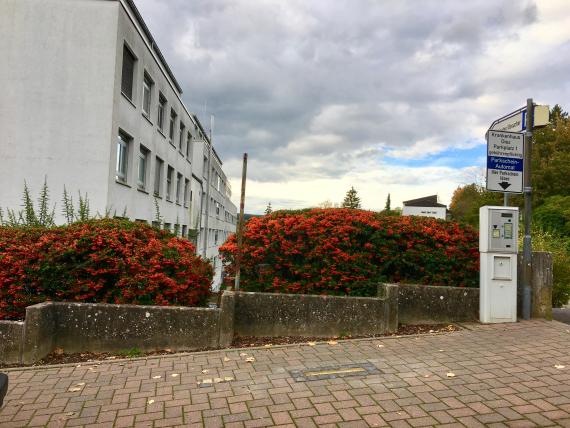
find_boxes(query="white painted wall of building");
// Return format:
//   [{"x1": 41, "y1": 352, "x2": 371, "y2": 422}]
[
  {"x1": 402, "y1": 206, "x2": 447, "y2": 220},
  {"x1": 0, "y1": 0, "x2": 119, "y2": 222}
]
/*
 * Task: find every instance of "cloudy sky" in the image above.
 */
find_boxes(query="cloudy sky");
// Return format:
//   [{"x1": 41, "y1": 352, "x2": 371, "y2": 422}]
[{"x1": 135, "y1": 0, "x2": 570, "y2": 213}]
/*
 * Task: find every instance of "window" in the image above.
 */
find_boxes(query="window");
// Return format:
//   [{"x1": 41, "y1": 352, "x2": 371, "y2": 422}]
[
  {"x1": 186, "y1": 131, "x2": 192, "y2": 158},
  {"x1": 157, "y1": 94, "x2": 166, "y2": 131},
  {"x1": 215, "y1": 230, "x2": 219, "y2": 244},
  {"x1": 215, "y1": 201, "x2": 220, "y2": 216},
  {"x1": 142, "y1": 73, "x2": 153, "y2": 117},
  {"x1": 116, "y1": 131, "x2": 131, "y2": 183},
  {"x1": 154, "y1": 157, "x2": 164, "y2": 196},
  {"x1": 182, "y1": 225, "x2": 187, "y2": 238},
  {"x1": 203, "y1": 156, "x2": 208, "y2": 177},
  {"x1": 183, "y1": 178, "x2": 190, "y2": 207},
  {"x1": 176, "y1": 173, "x2": 183, "y2": 204},
  {"x1": 166, "y1": 166, "x2": 174, "y2": 201},
  {"x1": 216, "y1": 174, "x2": 221, "y2": 192},
  {"x1": 164, "y1": 222, "x2": 171, "y2": 232},
  {"x1": 169, "y1": 109, "x2": 177, "y2": 142},
  {"x1": 179, "y1": 123, "x2": 185, "y2": 152},
  {"x1": 190, "y1": 190, "x2": 193, "y2": 202},
  {"x1": 152, "y1": 220, "x2": 161, "y2": 229},
  {"x1": 137, "y1": 145, "x2": 149, "y2": 190},
  {"x1": 174, "y1": 223, "x2": 180, "y2": 236},
  {"x1": 121, "y1": 45, "x2": 136, "y2": 100}
]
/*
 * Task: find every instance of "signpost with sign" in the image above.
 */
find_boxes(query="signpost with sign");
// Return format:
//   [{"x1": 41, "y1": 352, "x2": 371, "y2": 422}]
[
  {"x1": 486, "y1": 130, "x2": 524, "y2": 193},
  {"x1": 484, "y1": 100, "x2": 549, "y2": 322}
]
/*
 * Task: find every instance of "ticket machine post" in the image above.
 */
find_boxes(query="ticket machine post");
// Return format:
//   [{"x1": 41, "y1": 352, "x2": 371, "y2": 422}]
[{"x1": 479, "y1": 206, "x2": 519, "y2": 323}]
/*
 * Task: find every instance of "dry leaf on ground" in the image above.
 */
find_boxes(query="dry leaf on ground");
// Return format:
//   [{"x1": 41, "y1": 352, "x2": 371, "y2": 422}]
[
  {"x1": 327, "y1": 340, "x2": 338, "y2": 345},
  {"x1": 307, "y1": 342, "x2": 316, "y2": 346},
  {"x1": 245, "y1": 357, "x2": 256, "y2": 362},
  {"x1": 152, "y1": 375, "x2": 161, "y2": 379},
  {"x1": 171, "y1": 373, "x2": 179, "y2": 377},
  {"x1": 555, "y1": 364, "x2": 566, "y2": 369},
  {"x1": 147, "y1": 399, "x2": 154, "y2": 404},
  {"x1": 446, "y1": 372, "x2": 456, "y2": 377},
  {"x1": 224, "y1": 357, "x2": 231, "y2": 362},
  {"x1": 201, "y1": 369, "x2": 209, "y2": 374}
]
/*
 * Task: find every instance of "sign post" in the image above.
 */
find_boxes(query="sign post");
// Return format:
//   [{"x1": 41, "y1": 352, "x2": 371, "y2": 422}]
[{"x1": 521, "y1": 98, "x2": 534, "y2": 320}]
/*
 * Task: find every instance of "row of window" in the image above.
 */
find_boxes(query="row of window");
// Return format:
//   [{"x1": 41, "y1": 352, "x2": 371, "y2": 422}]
[
  {"x1": 117, "y1": 130, "x2": 192, "y2": 206},
  {"x1": 121, "y1": 44, "x2": 205, "y2": 162}
]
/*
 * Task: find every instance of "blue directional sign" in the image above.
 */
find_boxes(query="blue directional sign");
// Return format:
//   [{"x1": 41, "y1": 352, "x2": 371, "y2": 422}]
[{"x1": 486, "y1": 130, "x2": 524, "y2": 193}]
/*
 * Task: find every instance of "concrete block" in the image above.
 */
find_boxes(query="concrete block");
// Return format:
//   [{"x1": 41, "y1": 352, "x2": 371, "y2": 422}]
[
  {"x1": 21, "y1": 302, "x2": 56, "y2": 364},
  {"x1": 234, "y1": 291, "x2": 392, "y2": 337},
  {"x1": 395, "y1": 283, "x2": 479, "y2": 325},
  {"x1": 52, "y1": 302, "x2": 220, "y2": 353},
  {"x1": 218, "y1": 291, "x2": 235, "y2": 347},
  {"x1": 0, "y1": 321, "x2": 24, "y2": 364}
]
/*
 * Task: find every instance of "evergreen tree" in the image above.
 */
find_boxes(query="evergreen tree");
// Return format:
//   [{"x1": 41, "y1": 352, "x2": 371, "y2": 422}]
[
  {"x1": 264, "y1": 202, "x2": 273, "y2": 215},
  {"x1": 342, "y1": 186, "x2": 361, "y2": 209},
  {"x1": 385, "y1": 193, "x2": 391, "y2": 211}
]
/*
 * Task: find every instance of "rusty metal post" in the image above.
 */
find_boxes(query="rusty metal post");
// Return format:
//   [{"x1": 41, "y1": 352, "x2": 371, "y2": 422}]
[{"x1": 234, "y1": 153, "x2": 248, "y2": 291}]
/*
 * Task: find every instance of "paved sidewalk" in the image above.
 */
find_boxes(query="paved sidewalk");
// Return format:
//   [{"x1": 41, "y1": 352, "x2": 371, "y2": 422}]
[{"x1": 1, "y1": 320, "x2": 570, "y2": 427}]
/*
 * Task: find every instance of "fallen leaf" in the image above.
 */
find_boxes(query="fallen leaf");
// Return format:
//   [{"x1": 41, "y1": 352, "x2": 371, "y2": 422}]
[
  {"x1": 147, "y1": 399, "x2": 155, "y2": 405},
  {"x1": 439, "y1": 350, "x2": 444, "y2": 352},
  {"x1": 76, "y1": 382, "x2": 85, "y2": 386},
  {"x1": 152, "y1": 375, "x2": 162, "y2": 379},
  {"x1": 214, "y1": 378, "x2": 223, "y2": 383},
  {"x1": 202, "y1": 378, "x2": 213, "y2": 384},
  {"x1": 75, "y1": 365, "x2": 81, "y2": 368},
  {"x1": 171, "y1": 373, "x2": 179, "y2": 378},
  {"x1": 201, "y1": 369, "x2": 209, "y2": 374},
  {"x1": 239, "y1": 352, "x2": 248, "y2": 357},
  {"x1": 446, "y1": 372, "x2": 456, "y2": 378},
  {"x1": 54, "y1": 347, "x2": 64, "y2": 355},
  {"x1": 429, "y1": 330, "x2": 434, "y2": 333},
  {"x1": 68, "y1": 387, "x2": 82, "y2": 392},
  {"x1": 424, "y1": 374, "x2": 430, "y2": 378},
  {"x1": 64, "y1": 412, "x2": 75, "y2": 416},
  {"x1": 106, "y1": 356, "x2": 116, "y2": 360},
  {"x1": 377, "y1": 344, "x2": 384, "y2": 348},
  {"x1": 245, "y1": 357, "x2": 256, "y2": 363},
  {"x1": 224, "y1": 357, "x2": 231, "y2": 362},
  {"x1": 555, "y1": 364, "x2": 566, "y2": 369},
  {"x1": 307, "y1": 342, "x2": 316, "y2": 346},
  {"x1": 165, "y1": 348, "x2": 172, "y2": 352},
  {"x1": 264, "y1": 344, "x2": 272, "y2": 348},
  {"x1": 327, "y1": 340, "x2": 338, "y2": 345},
  {"x1": 224, "y1": 376, "x2": 234, "y2": 382}
]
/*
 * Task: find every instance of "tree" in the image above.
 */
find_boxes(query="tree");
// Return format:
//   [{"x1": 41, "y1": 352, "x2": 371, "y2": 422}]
[
  {"x1": 449, "y1": 184, "x2": 501, "y2": 227},
  {"x1": 384, "y1": 193, "x2": 391, "y2": 211},
  {"x1": 342, "y1": 186, "x2": 361, "y2": 209},
  {"x1": 264, "y1": 202, "x2": 273, "y2": 215}
]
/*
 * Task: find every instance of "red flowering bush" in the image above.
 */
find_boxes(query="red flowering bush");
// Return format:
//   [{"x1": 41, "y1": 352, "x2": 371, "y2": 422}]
[
  {"x1": 0, "y1": 219, "x2": 213, "y2": 320},
  {"x1": 220, "y1": 208, "x2": 479, "y2": 295}
]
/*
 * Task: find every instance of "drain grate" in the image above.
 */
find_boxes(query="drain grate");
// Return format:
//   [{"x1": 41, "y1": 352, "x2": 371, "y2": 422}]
[{"x1": 289, "y1": 362, "x2": 380, "y2": 382}]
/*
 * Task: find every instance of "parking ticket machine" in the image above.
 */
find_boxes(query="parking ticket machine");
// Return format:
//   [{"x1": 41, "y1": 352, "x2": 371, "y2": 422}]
[{"x1": 479, "y1": 206, "x2": 519, "y2": 323}]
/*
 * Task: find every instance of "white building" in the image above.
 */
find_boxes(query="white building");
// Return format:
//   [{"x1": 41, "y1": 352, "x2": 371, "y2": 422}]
[
  {"x1": 0, "y1": 0, "x2": 236, "y2": 288},
  {"x1": 402, "y1": 195, "x2": 447, "y2": 220}
]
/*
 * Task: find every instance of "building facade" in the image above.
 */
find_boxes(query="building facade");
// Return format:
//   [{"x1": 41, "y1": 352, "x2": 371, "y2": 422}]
[
  {"x1": 0, "y1": 0, "x2": 236, "y2": 288},
  {"x1": 402, "y1": 195, "x2": 447, "y2": 220}
]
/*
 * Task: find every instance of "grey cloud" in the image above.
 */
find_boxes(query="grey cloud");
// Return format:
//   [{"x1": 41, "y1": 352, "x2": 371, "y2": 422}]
[{"x1": 134, "y1": 0, "x2": 558, "y2": 188}]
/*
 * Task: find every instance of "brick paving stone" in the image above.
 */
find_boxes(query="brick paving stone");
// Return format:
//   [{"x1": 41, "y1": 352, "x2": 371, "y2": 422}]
[{"x1": 1, "y1": 320, "x2": 570, "y2": 427}]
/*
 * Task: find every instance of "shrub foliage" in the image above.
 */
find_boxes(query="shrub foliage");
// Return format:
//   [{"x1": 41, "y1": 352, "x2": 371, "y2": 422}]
[
  {"x1": 220, "y1": 208, "x2": 479, "y2": 295},
  {"x1": 0, "y1": 219, "x2": 212, "y2": 320}
]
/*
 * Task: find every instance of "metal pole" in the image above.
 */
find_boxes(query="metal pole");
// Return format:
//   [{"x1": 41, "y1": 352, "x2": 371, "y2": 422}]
[
  {"x1": 234, "y1": 153, "x2": 248, "y2": 291},
  {"x1": 522, "y1": 98, "x2": 533, "y2": 320},
  {"x1": 503, "y1": 193, "x2": 509, "y2": 207}
]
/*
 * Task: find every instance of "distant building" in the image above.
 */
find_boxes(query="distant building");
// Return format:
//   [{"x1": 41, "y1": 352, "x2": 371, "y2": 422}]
[
  {"x1": 0, "y1": 0, "x2": 236, "y2": 289},
  {"x1": 402, "y1": 195, "x2": 447, "y2": 220}
]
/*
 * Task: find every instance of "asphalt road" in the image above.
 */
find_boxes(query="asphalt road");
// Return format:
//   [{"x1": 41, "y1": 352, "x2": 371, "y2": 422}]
[{"x1": 554, "y1": 307, "x2": 570, "y2": 325}]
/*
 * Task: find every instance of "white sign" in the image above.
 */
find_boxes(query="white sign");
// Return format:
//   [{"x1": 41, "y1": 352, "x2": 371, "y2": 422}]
[
  {"x1": 489, "y1": 105, "x2": 549, "y2": 133},
  {"x1": 486, "y1": 130, "x2": 524, "y2": 194}
]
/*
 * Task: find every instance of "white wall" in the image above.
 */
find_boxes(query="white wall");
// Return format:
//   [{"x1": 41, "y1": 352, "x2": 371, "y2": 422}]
[
  {"x1": 0, "y1": 0, "x2": 119, "y2": 222},
  {"x1": 402, "y1": 206, "x2": 447, "y2": 220}
]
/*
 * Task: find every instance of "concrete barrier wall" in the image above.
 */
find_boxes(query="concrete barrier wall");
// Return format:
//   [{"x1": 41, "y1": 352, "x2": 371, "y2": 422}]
[
  {"x1": 0, "y1": 321, "x2": 23, "y2": 364},
  {"x1": 0, "y1": 294, "x2": 236, "y2": 365},
  {"x1": 234, "y1": 285, "x2": 398, "y2": 338},
  {"x1": 391, "y1": 284, "x2": 479, "y2": 325}
]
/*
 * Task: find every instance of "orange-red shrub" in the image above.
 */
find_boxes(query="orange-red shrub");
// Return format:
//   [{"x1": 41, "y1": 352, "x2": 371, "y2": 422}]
[
  {"x1": 220, "y1": 208, "x2": 479, "y2": 295},
  {"x1": 0, "y1": 219, "x2": 213, "y2": 320}
]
